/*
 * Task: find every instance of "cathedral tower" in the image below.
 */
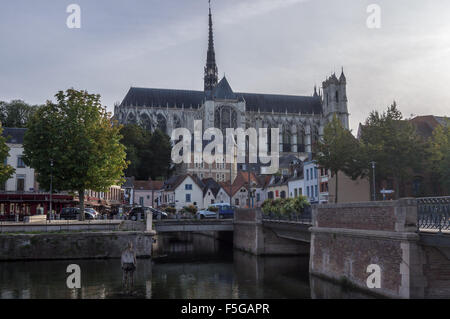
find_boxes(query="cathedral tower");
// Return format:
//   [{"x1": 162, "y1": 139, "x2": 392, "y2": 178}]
[
  {"x1": 322, "y1": 69, "x2": 349, "y2": 129},
  {"x1": 204, "y1": 2, "x2": 218, "y2": 92}
]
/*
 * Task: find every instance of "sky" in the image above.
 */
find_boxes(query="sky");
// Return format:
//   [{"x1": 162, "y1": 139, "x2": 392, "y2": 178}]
[{"x1": 0, "y1": 0, "x2": 449, "y2": 133}]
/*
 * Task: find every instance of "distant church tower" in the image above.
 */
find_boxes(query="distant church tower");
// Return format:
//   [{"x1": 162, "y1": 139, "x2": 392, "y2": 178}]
[
  {"x1": 322, "y1": 69, "x2": 349, "y2": 129},
  {"x1": 204, "y1": 2, "x2": 218, "y2": 92}
]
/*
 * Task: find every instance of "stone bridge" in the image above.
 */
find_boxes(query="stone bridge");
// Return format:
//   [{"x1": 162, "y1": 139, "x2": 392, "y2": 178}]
[{"x1": 154, "y1": 219, "x2": 234, "y2": 233}]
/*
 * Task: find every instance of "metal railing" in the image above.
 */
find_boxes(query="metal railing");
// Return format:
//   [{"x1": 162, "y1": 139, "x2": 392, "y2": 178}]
[{"x1": 417, "y1": 196, "x2": 450, "y2": 233}]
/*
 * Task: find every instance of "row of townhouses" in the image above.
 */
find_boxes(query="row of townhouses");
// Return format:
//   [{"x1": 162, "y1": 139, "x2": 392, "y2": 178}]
[{"x1": 123, "y1": 154, "x2": 371, "y2": 211}]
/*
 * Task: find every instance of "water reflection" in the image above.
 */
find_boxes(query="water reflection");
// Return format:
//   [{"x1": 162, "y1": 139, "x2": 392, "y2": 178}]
[{"x1": 0, "y1": 233, "x2": 373, "y2": 299}]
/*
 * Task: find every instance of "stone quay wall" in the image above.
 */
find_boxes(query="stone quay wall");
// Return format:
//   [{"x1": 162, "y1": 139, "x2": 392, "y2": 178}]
[
  {"x1": 310, "y1": 199, "x2": 426, "y2": 299},
  {"x1": 0, "y1": 231, "x2": 155, "y2": 261}
]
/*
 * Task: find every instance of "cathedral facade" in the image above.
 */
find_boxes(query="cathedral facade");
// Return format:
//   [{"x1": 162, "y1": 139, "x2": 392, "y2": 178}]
[{"x1": 114, "y1": 5, "x2": 349, "y2": 161}]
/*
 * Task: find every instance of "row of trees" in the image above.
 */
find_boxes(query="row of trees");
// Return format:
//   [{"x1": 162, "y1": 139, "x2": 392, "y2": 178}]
[
  {"x1": 316, "y1": 102, "x2": 449, "y2": 202},
  {"x1": 120, "y1": 124, "x2": 172, "y2": 180},
  {"x1": 0, "y1": 100, "x2": 41, "y2": 128}
]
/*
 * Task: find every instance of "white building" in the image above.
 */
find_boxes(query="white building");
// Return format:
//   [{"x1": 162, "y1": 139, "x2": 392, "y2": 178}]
[
  {"x1": 288, "y1": 177, "x2": 304, "y2": 199},
  {"x1": 303, "y1": 161, "x2": 319, "y2": 204},
  {"x1": 162, "y1": 175, "x2": 204, "y2": 211},
  {"x1": 1, "y1": 128, "x2": 36, "y2": 192}
]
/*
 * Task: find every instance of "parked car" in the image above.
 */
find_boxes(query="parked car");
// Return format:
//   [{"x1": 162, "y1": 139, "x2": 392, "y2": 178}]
[
  {"x1": 60, "y1": 207, "x2": 97, "y2": 220},
  {"x1": 60, "y1": 207, "x2": 80, "y2": 220},
  {"x1": 149, "y1": 208, "x2": 168, "y2": 220},
  {"x1": 209, "y1": 203, "x2": 234, "y2": 219},
  {"x1": 196, "y1": 210, "x2": 217, "y2": 219},
  {"x1": 84, "y1": 207, "x2": 100, "y2": 219},
  {"x1": 126, "y1": 206, "x2": 151, "y2": 221}
]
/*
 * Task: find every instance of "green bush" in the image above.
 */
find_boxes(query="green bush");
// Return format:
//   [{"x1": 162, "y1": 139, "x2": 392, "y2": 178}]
[
  {"x1": 165, "y1": 206, "x2": 176, "y2": 214},
  {"x1": 183, "y1": 205, "x2": 198, "y2": 214},
  {"x1": 261, "y1": 196, "x2": 310, "y2": 217}
]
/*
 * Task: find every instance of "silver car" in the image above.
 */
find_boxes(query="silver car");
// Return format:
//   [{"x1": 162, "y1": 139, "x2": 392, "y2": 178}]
[{"x1": 196, "y1": 210, "x2": 217, "y2": 219}]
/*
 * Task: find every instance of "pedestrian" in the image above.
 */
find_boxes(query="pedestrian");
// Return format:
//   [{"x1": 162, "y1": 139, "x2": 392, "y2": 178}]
[{"x1": 121, "y1": 241, "x2": 137, "y2": 291}]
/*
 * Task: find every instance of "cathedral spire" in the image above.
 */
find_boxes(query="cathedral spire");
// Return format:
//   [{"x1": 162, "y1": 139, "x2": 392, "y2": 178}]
[{"x1": 204, "y1": 0, "x2": 218, "y2": 92}]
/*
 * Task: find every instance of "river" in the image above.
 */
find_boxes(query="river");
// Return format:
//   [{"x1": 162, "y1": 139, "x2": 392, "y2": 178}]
[{"x1": 0, "y1": 233, "x2": 373, "y2": 299}]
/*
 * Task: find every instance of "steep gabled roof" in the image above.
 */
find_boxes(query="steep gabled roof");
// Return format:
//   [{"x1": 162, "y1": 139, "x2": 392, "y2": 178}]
[
  {"x1": 163, "y1": 174, "x2": 203, "y2": 192},
  {"x1": 133, "y1": 179, "x2": 164, "y2": 191},
  {"x1": 212, "y1": 77, "x2": 237, "y2": 100},
  {"x1": 202, "y1": 178, "x2": 222, "y2": 197}
]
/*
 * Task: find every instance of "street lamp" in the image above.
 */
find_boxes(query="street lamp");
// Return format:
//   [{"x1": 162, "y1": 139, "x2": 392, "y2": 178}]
[
  {"x1": 49, "y1": 159, "x2": 54, "y2": 221},
  {"x1": 370, "y1": 161, "x2": 376, "y2": 201}
]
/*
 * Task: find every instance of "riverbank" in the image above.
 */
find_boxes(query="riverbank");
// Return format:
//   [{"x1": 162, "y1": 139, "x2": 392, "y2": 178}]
[{"x1": 0, "y1": 231, "x2": 155, "y2": 261}]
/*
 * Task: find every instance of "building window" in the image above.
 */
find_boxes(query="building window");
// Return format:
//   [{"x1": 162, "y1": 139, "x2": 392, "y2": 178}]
[
  {"x1": 16, "y1": 175, "x2": 25, "y2": 192},
  {"x1": 299, "y1": 188, "x2": 302, "y2": 196},
  {"x1": 306, "y1": 170, "x2": 309, "y2": 181},
  {"x1": 294, "y1": 189, "x2": 298, "y2": 197},
  {"x1": 139, "y1": 197, "x2": 144, "y2": 206},
  {"x1": 235, "y1": 198, "x2": 239, "y2": 206},
  {"x1": 314, "y1": 168, "x2": 317, "y2": 179},
  {"x1": 17, "y1": 156, "x2": 25, "y2": 168},
  {"x1": 186, "y1": 194, "x2": 191, "y2": 203},
  {"x1": 268, "y1": 191, "x2": 274, "y2": 199},
  {"x1": 185, "y1": 184, "x2": 192, "y2": 190},
  {"x1": 307, "y1": 186, "x2": 310, "y2": 198},
  {"x1": 256, "y1": 193, "x2": 260, "y2": 202},
  {"x1": 280, "y1": 191, "x2": 286, "y2": 199},
  {"x1": 315, "y1": 185, "x2": 318, "y2": 197}
]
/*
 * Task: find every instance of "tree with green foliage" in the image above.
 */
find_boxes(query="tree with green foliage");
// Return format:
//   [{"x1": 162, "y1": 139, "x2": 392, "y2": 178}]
[
  {"x1": 315, "y1": 114, "x2": 363, "y2": 203},
  {"x1": 428, "y1": 120, "x2": 450, "y2": 193},
  {"x1": 120, "y1": 125, "x2": 172, "y2": 180},
  {"x1": 359, "y1": 102, "x2": 426, "y2": 198},
  {"x1": 120, "y1": 124, "x2": 148, "y2": 178},
  {"x1": 0, "y1": 125, "x2": 15, "y2": 184},
  {"x1": 146, "y1": 129, "x2": 172, "y2": 180},
  {"x1": 23, "y1": 89, "x2": 128, "y2": 220},
  {"x1": 0, "y1": 100, "x2": 40, "y2": 128}
]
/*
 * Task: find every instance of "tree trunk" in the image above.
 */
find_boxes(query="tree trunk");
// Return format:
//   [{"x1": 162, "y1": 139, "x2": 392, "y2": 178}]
[
  {"x1": 394, "y1": 176, "x2": 400, "y2": 200},
  {"x1": 334, "y1": 170, "x2": 339, "y2": 204},
  {"x1": 79, "y1": 189, "x2": 85, "y2": 221}
]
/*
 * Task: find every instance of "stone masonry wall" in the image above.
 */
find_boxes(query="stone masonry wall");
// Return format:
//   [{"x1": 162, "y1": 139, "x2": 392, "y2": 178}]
[
  {"x1": 310, "y1": 199, "x2": 425, "y2": 299},
  {"x1": 0, "y1": 231, "x2": 154, "y2": 261}
]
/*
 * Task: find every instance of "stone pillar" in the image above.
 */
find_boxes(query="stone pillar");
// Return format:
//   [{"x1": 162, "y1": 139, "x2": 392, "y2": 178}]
[
  {"x1": 146, "y1": 210, "x2": 153, "y2": 232},
  {"x1": 233, "y1": 208, "x2": 264, "y2": 255},
  {"x1": 292, "y1": 127, "x2": 298, "y2": 153},
  {"x1": 279, "y1": 130, "x2": 283, "y2": 153},
  {"x1": 305, "y1": 125, "x2": 312, "y2": 154}
]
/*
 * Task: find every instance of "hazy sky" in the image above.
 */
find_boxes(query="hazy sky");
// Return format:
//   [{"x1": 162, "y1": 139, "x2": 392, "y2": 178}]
[{"x1": 1, "y1": 0, "x2": 449, "y2": 132}]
